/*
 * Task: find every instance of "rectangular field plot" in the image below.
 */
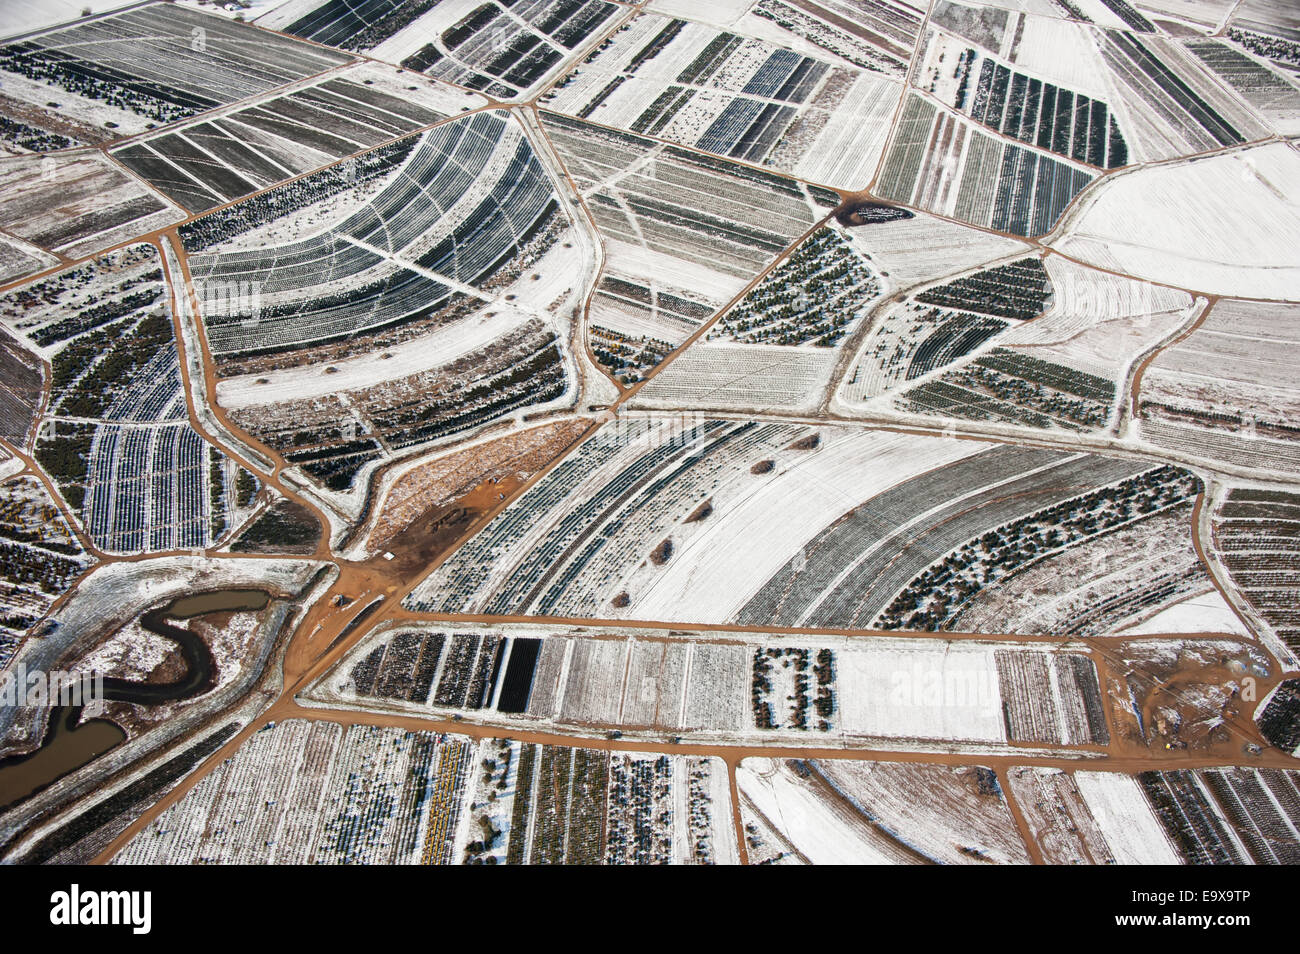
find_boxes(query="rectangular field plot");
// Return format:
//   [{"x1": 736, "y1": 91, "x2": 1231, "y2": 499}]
[
  {"x1": 0, "y1": 326, "x2": 43, "y2": 446},
  {"x1": 311, "y1": 622, "x2": 1110, "y2": 749},
  {"x1": 874, "y1": 93, "x2": 1093, "y2": 237},
  {"x1": 542, "y1": 12, "x2": 901, "y2": 189},
  {"x1": 115, "y1": 720, "x2": 737, "y2": 864},
  {"x1": 915, "y1": 30, "x2": 1130, "y2": 169},
  {"x1": 114, "y1": 720, "x2": 474, "y2": 864},
  {"x1": 463, "y1": 738, "x2": 737, "y2": 864},
  {"x1": 110, "y1": 65, "x2": 459, "y2": 212},
  {"x1": 1006, "y1": 767, "x2": 1121, "y2": 864},
  {"x1": 631, "y1": 342, "x2": 838, "y2": 413}
]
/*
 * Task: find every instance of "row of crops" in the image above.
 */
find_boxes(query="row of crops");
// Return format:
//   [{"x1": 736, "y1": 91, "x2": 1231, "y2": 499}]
[
  {"x1": 896, "y1": 347, "x2": 1117, "y2": 433},
  {"x1": 737, "y1": 447, "x2": 1151, "y2": 629},
  {"x1": 876, "y1": 94, "x2": 1093, "y2": 237},
  {"x1": 0, "y1": 246, "x2": 241, "y2": 553},
  {"x1": 113, "y1": 76, "x2": 447, "y2": 213},
  {"x1": 116, "y1": 722, "x2": 732, "y2": 865},
  {"x1": 1139, "y1": 767, "x2": 1300, "y2": 865},
  {"x1": 712, "y1": 228, "x2": 878, "y2": 348},
  {"x1": 1213, "y1": 488, "x2": 1300, "y2": 656},
  {"x1": 464, "y1": 738, "x2": 731, "y2": 864},
  {"x1": 0, "y1": 476, "x2": 91, "y2": 668},
  {"x1": 948, "y1": 49, "x2": 1129, "y2": 169},
  {"x1": 404, "y1": 418, "x2": 805, "y2": 616},
  {"x1": 115, "y1": 721, "x2": 472, "y2": 865},
  {"x1": 395, "y1": 0, "x2": 620, "y2": 98},
  {"x1": 229, "y1": 321, "x2": 567, "y2": 492},
  {"x1": 0, "y1": 5, "x2": 349, "y2": 127},
  {"x1": 876, "y1": 465, "x2": 1200, "y2": 632}
]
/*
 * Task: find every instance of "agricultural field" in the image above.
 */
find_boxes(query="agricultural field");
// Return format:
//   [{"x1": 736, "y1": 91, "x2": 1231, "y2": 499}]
[
  {"x1": 111, "y1": 63, "x2": 475, "y2": 213},
  {"x1": 1097, "y1": 29, "x2": 1271, "y2": 158},
  {"x1": 460, "y1": 738, "x2": 735, "y2": 864},
  {"x1": 632, "y1": 224, "x2": 880, "y2": 411},
  {"x1": 403, "y1": 415, "x2": 1209, "y2": 635},
  {"x1": 646, "y1": 0, "x2": 926, "y2": 79},
  {"x1": 115, "y1": 720, "x2": 474, "y2": 864},
  {"x1": 707, "y1": 227, "x2": 879, "y2": 349},
  {"x1": 1, "y1": 244, "x2": 244, "y2": 553},
  {"x1": 264, "y1": 0, "x2": 625, "y2": 100},
  {"x1": 310, "y1": 621, "x2": 1109, "y2": 747},
  {"x1": 1210, "y1": 487, "x2": 1300, "y2": 662},
  {"x1": 882, "y1": 259, "x2": 1197, "y2": 434},
  {"x1": 737, "y1": 758, "x2": 1031, "y2": 864},
  {"x1": 914, "y1": 29, "x2": 1131, "y2": 169},
  {"x1": 183, "y1": 110, "x2": 599, "y2": 503},
  {"x1": 947, "y1": 501, "x2": 1224, "y2": 638},
  {"x1": 874, "y1": 92, "x2": 1094, "y2": 236},
  {"x1": 2, "y1": 0, "x2": 1300, "y2": 873},
  {"x1": 840, "y1": 255, "x2": 1055, "y2": 405},
  {"x1": 0, "y1": 4, "x2": 352, "y2": 141},
  {"x1": 542, "y1": 13, "x2": 902, "y2": 188},
  {"x1": 0, "y1": 475, "x2": 93, "y2": 668},
  {"x1": 0, "y1": 235, "x2": 56, "y2": 286},
  {"x1": 1137, "y1": 299, "x2": 1300, "y2": 475},
  {"x1": 540, "y1": 111, "x2": 824, "y2": 358},
  {"x1": 1054, "y1": 142, "x2": 1300, "y2": 300},
  {"x1": 1185, "y1": 37, "x2": 1300, "y2": 135},
  {"x1": 837, "y1": 201, "x2": 1028, "y2": 288},
  {"x1": 1134, "y1": 766, "x2": 1300, "y2": 864},
  {"x1": 0, "y1": 152, "x2": 183, "y2": 259},
  {"x1": 115, "y1": 719, "x2": 736, "y2": 864},
  {"x1": 0, "y1": 326, "x2": 44, "y2": 446}
]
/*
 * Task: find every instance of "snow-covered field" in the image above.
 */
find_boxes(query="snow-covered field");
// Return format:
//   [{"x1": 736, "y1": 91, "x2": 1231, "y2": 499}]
[
  {"x1": 737, "y1": 757, "x2": 1031, "y2": 864},
  {"x1": 0, "y1": 0, "x2": 139, "y2": 40},
  {"x1": 1054, "y1": 143, "x2": 1300, "y2": 300},
  {"x1": 1072, "y1": 770, "x2": 1183, "y2": 864}
]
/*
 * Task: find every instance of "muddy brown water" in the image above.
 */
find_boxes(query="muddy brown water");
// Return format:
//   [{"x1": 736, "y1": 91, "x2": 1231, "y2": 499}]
[
  {"x1": 0, "y1": 706, "x2": 126, "y2": 811},
  {"x1": 0, "y1": 588, "x2": 273, "y2": 810}
]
